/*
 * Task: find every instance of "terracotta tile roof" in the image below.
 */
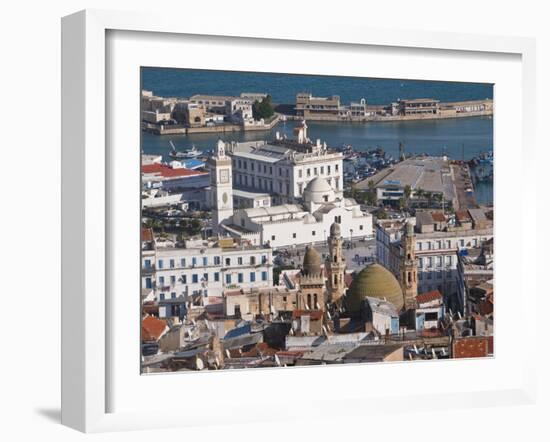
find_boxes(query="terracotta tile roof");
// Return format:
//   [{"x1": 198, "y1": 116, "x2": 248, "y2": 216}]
[
  {"x1": 141, "y1": 228, "x2": 154, "y2": 242},
  {"x1": 455, "y1": 210, "x2": 471, "y2": 221},
  {"x1": 416, "y1": 290, "x2": 442, "y2": 304},
  {"x1": 292, "y1": 310, "x2": 323, "y2": 320},
  {"x1": 431, "y1": 212, "x2": 446, "y2": 222},
  {"x1": 453, "y1": 336, "x2": 489, "y2": 358},
  {"x1": 141, "y1": 163, "x2": 207, "y2": 179},
  {"x1": 141, "y1": 316, "x2": 168, "y2": 342}
]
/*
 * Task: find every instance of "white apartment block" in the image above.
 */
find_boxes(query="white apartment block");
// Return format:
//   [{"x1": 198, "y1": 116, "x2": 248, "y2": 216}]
[{"x1": 141, "y1": 242, "x2": 273, "y2": 306}]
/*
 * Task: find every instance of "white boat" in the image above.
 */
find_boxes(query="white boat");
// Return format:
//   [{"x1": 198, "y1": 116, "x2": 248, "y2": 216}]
[{"x1": 169, "y1": 141, "x2": 201, "y2": 159}]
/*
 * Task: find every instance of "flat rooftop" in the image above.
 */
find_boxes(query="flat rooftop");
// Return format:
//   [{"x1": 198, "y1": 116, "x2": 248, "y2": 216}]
[{"x1": 361, "y1": 156, "x2": 455, "y2": 200}]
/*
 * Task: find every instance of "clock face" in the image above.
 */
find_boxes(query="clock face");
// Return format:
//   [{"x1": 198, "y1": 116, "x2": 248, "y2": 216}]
[{"x1": 220, "y1": 169, "x2": 229, "y2": 184}]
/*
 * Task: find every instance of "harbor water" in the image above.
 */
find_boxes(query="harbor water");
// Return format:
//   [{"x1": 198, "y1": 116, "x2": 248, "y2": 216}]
[{"x1": 141, "y1": 69, "x2": 494, "y2": 204}]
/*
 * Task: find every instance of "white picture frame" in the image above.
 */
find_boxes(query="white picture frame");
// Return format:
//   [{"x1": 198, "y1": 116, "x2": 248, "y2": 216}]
[{"x1": 61, "y1": 9, "x2": 537, "y2": 433}]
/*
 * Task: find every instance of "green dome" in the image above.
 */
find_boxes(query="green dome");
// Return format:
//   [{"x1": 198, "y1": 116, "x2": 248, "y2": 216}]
[{"x1": 346, "y1": 264, "x2": 404, "y2": 314}]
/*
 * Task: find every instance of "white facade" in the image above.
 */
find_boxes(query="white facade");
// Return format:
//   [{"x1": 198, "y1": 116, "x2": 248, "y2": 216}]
[
  {"x1": 141, "y1": 243, "x2": 273, "y2": 303},
  {"x1": 229, "y1": 177, "x2": 373, "y2": 249},
  {"x1": 227, "y1": 126, "x2": 344, "y2": 204}
]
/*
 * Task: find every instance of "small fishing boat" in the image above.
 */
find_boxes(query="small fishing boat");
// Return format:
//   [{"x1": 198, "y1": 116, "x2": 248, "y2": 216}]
[{"x1": 169, "y1": 141, "x2": 202, "y2": 159}]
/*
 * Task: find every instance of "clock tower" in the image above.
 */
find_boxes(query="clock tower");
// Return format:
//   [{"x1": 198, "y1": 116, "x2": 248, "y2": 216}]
[{"x1": 208, "y1": 139, "x2": 233, "y2": 233}]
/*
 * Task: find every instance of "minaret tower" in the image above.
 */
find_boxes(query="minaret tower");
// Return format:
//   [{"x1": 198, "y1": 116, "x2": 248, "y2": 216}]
[
  {"x1": 208, "y1": 139, "x2": 233, "y2": 233},
  {"x1": 400, "y1": 220, "x2": 418, "y2": 310},
  {"x1": 326, "y1": 222, "x2": 346, "y2": 306}
]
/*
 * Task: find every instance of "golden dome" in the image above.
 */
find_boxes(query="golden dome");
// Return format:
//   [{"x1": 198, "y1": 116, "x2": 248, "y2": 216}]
[
  {"x1": 345, "y1": 264, "x2": 404, "y2": 314},
  {"x1": 302, "y1": 246, "x2": 322, "y2": 276}
]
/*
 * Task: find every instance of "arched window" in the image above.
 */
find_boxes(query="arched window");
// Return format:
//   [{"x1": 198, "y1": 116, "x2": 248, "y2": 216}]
[
  {"x1": 307, "y1": 294, "x2": 312, "y2": 309},
  {"x1": 408, "y1": 272, "x2": 412, "y2": 283},
  {"x1": 313, "y1": 294, "x2": 318, "y2": 309}
]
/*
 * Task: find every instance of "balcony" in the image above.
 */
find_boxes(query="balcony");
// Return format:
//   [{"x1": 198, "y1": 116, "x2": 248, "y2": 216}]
[{"x1": 141, "y1": 265, "x2": 155, "y2": 275}]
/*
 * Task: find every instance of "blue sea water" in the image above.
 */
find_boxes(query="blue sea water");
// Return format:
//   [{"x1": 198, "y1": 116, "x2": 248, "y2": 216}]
[
  {"x1": 141, "y1": 68, "x2": 493, "y2": 203},
  {"x1": 141, "y1": 68, "x2": 493, "y2": 105}
]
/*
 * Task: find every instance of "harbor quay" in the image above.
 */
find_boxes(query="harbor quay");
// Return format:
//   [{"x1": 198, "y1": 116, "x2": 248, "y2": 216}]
[{"x1": 141, "y1": 89, "x2": 493, "y2": 137}]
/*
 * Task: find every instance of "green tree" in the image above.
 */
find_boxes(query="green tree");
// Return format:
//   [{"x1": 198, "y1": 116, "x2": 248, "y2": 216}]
[{"x1": 253, "y1": 95, "x2": 275, "y2": 120}]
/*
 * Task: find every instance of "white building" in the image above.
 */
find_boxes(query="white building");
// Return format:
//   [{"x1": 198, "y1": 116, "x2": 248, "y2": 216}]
[
  {"x1": 227, "y1": 176, "x2": 372, "y2": 249},
  {"x1": 227, "y1": 121, "x2": 344, "y2": 204},
  {"x1": 208, "y1": 124, "x2": 373, "y2": 249},
  {"x1": 141, "y1": 237, "x2": 273, "y2": 317}
]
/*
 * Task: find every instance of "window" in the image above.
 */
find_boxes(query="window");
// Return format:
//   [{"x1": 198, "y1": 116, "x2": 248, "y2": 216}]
[
  {"x1": 427, "y1": 272, "x2": 433, "y2": 280},
  {"x1": 417, "y1": 242, "x2": 422, "y2": 251},
  {"x1": 225, "y1": 274, "x2": 231, "y2": 284},
  {"x1": 335, "y1": 164, "x2": 339, "y2": 172},
  {"x1": 418, "y1": 258, "x2": 423, "y2": 268},
  {"x1": 214, "y1": 272, "x2": 220, "y2": 282},
  {"x1": 159, "y1": 276, "x2": 165, "y2": 285},
  {"x1": 250, "y1": 272, "x2": 256, "y2": 282},
  {"x1": 181, "y1": 274, "x2": 187, "y2": 284},
  {"x1": 203, "y1": 273, "x2": 208, "y2": 281},
  {"x1": 238, "y1": 273, "x2": 243, "y2": 283},
  {"x1": 262, "y1": 255, "x2": 267, "y2": 264},
  {"x1": 446, "y1": 256, "x2": 452, "y2": 266},
  {"x1": 307, "y1": 168, "x2": 311, "y2": 177},
  {"x1": 312, "y1": 231, "x2": 316, "y2": 236},
  {"x1": 159, "y1": 293, "x2": 165, "y2": 301},
  {"x1": 250, "y1": 256, "x2": 256, "y2": 265},
  {"x1": 314, "y1": 167, "x2": 318, "y2": 176},
  {"x1": 261, "y1": 271, "x2": 268, "y2": 281},
  {"x1": 292, "y1": 233, "x2": 296, "y2": 239},
  {"x1": 202, "y1": 257, "x2": 208, "y2": 266},
  {"x1": 238, "y1": 257, "x2": 243, "y2": 265},
  {"x1": 192, "y1": 274, "x2": 198, "y2": 283},
  {"x1": 298, "y1": 169, "x2": 303, "y2": 178},
  {"x1": 180, "y1": 258, "x2": 186, "y2": 267},
  {"x1": 170, "y1": 275, "x2": 176, "y2": 285},
  {"x1": 192, "y1": 257, "x2": 197, "y2": 266},
  {"x1": 279, "y1": 168, "x2": 282, "y2": 176},
  {"x1": 425, "y1": 312, "x2": 438, "y2": 321},
  {"x1": 446, "y1": 240, "x2": 452, "y2": 249},
  {"x1": 271, "y1": 235, "x2": 275, "y2": 241},
  {"x1": 169, "y1": 259, "x2": 175, "y2": 268},
  {"x1": 144, "y1": 259, "x2": 151, "y2": 269},
  {"x1": 171, "y1": 292, "x2": 176, "y2": 299},
  {"x1": 460, "y1": 239, "x2": 465, "y2": 247},
  {"x1": 437, "y1": 256, "x2": 443, "y2": 267},
  {"x1": 214, "y1": 256, "x2": 221, "y2": 265},
  {"x1": 145, "y1": 278, "x2": 152, "y2": 289},
  {"x1": 427, "y1": 257, "x2": 433, "y2": 268},
  {"x1": 359, "y1": 225, "x2": 363, "y2": 231},
  {"x1": 327, "y1": 165, "x2": 331, "y2": 174},
  {"x1": 225, "y1": 257, "x2": 231, "y2": 266},
  {"x1": 158, "y1": 259, "x2": 164, "y2": 269},
  {"x1": 320, "y1": 166, "x2": 324, "y2": 174}
]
